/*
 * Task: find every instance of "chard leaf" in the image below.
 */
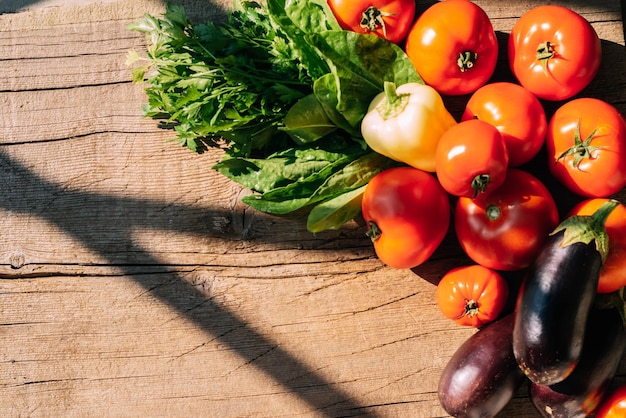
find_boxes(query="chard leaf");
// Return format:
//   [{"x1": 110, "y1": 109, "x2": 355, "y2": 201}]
[
  {"x1": 307, "y1": 30, "x2": 422, "y2": 128},
  {"x1": 307, "y1": 185, "x2": 366, "y2": 233},
  {"x1": 312, "y1": 73, "x2": 360, "y2": 136},
  {"x1": 212, "y1": 156, "x2": 332, "y2": 195},
  {"x1": 234, "y1": 150, "x2": 396, "y2": 216},
  {"x1": 281, "y1": 94, "x2": 337, "y2": 144},
  {"x1": 308, "y1": 151, "x2": 397, "y2": 202},
  {"x1": 266, "y1": 0, "x2": 337, "y2": 79}
]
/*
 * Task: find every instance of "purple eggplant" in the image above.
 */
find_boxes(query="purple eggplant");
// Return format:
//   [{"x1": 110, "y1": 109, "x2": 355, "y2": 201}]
[
  {"x1": 513, "y1": 200, "x2": 619, "y2": 385},
  {"x1": 529, "y1": 307, "x2": 626, "y2": 418},
  {"x1": 438, "y1": 313, "x2": 526, "y2": 418}
]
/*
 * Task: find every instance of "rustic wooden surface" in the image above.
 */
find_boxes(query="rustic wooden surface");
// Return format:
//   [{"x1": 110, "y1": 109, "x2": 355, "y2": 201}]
[{"x1": 0, "y1": 0, "x2": 624, "y2": 416}]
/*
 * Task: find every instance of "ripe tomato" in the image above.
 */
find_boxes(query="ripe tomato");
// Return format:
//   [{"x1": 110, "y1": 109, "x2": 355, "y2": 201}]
[
  {"x1": 362, "y1": 167, "x2": 450, "y2": 269},
  {"x1": 435, "y1": 119, "x2": 509, "y2": 198},
  {"x1": 404, "y1": 0, "x2": 497, "y2": 96},
  {"x1": 596, "y1": 385, "x2": 626, "y2": 418},
  {"x1": 461, "y1": 82, "x2": 547, "y2": 167},
  {"x1": 327, "y1": 0, "x2": 416, "y2": 44},
  {"x1": 567, "y1": 199, "x2": 626, "y2": 294},
  {"x1": 455, "y1": 169, "x2": 559, "y2": 271},
  {"x1": 436, "y1": 265, "x2": 509, "y2": 328},
  {"x1": 546, "y1": 98, "x2": 626, "y2": 198},
  {"x1": 508, "y1": 5, "x2": 601, "y2": 101}
]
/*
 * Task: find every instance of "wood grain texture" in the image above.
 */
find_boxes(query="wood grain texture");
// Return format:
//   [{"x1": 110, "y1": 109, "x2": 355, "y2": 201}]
[{"x1": 0, "y1": 1, "x2": 624, "y2": 417}]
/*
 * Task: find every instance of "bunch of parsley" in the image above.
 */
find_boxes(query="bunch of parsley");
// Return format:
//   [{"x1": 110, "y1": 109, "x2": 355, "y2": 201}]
[{"x1": 127, "y1": 1, "x2": 331, "y2": 156}]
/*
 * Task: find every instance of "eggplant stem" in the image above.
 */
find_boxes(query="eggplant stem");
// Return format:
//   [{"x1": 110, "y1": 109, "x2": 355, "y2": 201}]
[{"x1": 551, "y1": 199, "x2": 620, "y2": 264}]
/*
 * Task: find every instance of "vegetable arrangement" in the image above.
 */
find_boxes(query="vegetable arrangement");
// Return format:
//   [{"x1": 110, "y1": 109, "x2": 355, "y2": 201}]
[{"x1": 128, "y1": 1, "x2": 626, "y2": 416}]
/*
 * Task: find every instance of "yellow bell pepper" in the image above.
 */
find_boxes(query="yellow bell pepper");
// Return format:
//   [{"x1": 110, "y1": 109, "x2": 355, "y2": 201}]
[{"x1": 361, "y1": 82, "x2": 457, "y2": 172}]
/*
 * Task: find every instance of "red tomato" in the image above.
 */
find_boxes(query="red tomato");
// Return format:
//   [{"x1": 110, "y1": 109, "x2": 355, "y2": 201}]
[
  {"x1": 508, "y1": 5, "x2": 601, "y2": 101},
  {"x1": 436, "y1": 265, "x2": 509, "y2": 328},
  {"x1": 596, "y1": 385, "x2": 626, "y2": 418},
  {"x1": 362, "y1": 167, "x2": 450, "y2": 269},
  {"x1": 567, "y1": 199, "x2": 626, "y2": 293},
  {"x1": 404, "y1": 0, "x2": 498, "y2": 96},
  {"x1": 546, "y1": 98, "x2": 626, "y2": 198},
  {"x1": 461, "y1": 82, "x2": 547, "y2": 167},
  {"x1": 455, "y1": 169, "x2": 559, "y2": 271},
  {"x1": 435, "y1": 119, "x2": 509, "y2": 198},
  {"x1": 327, "y1": 0, "x2": 416, "y2": 44}
]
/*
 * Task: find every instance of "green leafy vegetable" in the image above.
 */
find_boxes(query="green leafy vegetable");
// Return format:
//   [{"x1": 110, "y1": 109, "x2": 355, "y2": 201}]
[
  {"x1": 128, "y1": 1, "x2": 326, "y2": 155},
  {"x1": 306, "y1": 185, "x2": 366, "y2": 233},
  {"x1": 128, "y1": 1, "x2": 422, "y2": 232},
  {"x1": 308, "y1": 30, "x2": 422, "y2": 128}
]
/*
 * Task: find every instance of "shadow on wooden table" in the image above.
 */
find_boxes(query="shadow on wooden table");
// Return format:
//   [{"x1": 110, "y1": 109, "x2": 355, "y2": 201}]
[{"x1": 0, "y1": 150, "x2": 380, "y2": 417}]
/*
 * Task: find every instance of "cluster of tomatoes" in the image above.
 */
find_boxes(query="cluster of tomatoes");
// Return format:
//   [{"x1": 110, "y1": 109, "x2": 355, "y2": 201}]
[
  {"x1": 332, "y1": 0, "x2": 626, "y2": 339},
  {"x1": 327, "y1": 1, "x2": 626, "y2": 414}
]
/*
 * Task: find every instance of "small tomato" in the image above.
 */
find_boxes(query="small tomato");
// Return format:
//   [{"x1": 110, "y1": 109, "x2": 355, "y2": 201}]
[
  {"x1": 461, "y1": 82, "x2": 547, "y2": 167},
  {"x1": 596, "y1": 385, "x2": 626, "y2": 418},
  {"x1": 436, "y1": 265, "x2": 509, "y2": 328},
  {"x1": 546, "y1": 98, "x2": 626, "y2": 198},
  {"x1": 508, "y1": 5, "x2": 602, "y2": 101},
  {"x1": 362, "y1": 167, "x2": 450, "y2": 269},
  {"x1": 567, "y1": 198, "x2": 626, "y2": 294},
  {"x1": 435, "y1": 119, "x2": 509, "y2": 198},
  {"x1": 455, "y1": 169, "x2": 560, "y2": 271},
  {"x1": 404, "y1": 0, "x2": 498, "y2": 96},
  {"x1": 327, "y1": 0, "x2": 416, "y2": 44}
]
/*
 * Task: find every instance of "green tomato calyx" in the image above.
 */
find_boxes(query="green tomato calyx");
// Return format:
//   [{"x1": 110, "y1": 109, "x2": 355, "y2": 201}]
[
  {"x1": 457, "y1": 51, "x2": 478, "y2": 72},
  {"x1": 551, "y1": 199, "x2": 619, "y2": 264},
  {"x1": 536, "y1": 41, "x2": 556, "y2": 76},
  {"x1": 471, "y1": 174, "x2": 491, "y2": 198},
  {"x1": 485, "y1": 204, "x2": 501, "y2": 221},
  {"x1": 555, "y1": 120, "x2": 605, "y2": 168},
  {"x1": 461, "y1": 299, "x2": 480, "y2": 318},
  {"x1": 360, "y1": 6, "x2": 395, "y2": 39},
  {"x1": 366, "y1": 220, "x2": 382, "y2": 242}
]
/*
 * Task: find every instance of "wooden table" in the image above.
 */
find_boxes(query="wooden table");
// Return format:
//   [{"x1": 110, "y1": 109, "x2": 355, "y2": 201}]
[{"x1": 1, "y1": 1, "x2": 624, "y2": 416}]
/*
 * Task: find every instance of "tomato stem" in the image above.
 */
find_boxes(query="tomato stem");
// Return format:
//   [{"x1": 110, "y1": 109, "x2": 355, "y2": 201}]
[
  {"x1": 536, "y1": 41, "x2": 556, "y2": 76},
  {"x1": 463, "y1": 299, "x2": 480, "y2": 318},
  {"x1": 555, "y1": 119, "x2": 604, "y2": 168},
  {"x1": 457, "y1": 51, "x2": 478, "y2": 72},
  {"x1": 471, "y1": 174, "x2": 491, "y2": 198},
  {"x1": 360, "y1": 6, "x2": 395, "y2": 39},
  {"x1": 366, "y1": 220, "x2": 382, "y2": 242},
  {"x1": 486, "y1": 204, "x2": 501, "y2": 221}
]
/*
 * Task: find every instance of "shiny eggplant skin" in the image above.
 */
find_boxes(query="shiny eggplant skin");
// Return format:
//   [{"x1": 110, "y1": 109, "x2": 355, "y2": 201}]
[
  {"x1": 438, "y1": 314, "x2": 526, "y2": 418},
  {"x1": 513, "y1": 230, "x2": 602, "y2": 386},
  {"x1": 529, "y1": 307, "x2": 626, "y2": 418}
]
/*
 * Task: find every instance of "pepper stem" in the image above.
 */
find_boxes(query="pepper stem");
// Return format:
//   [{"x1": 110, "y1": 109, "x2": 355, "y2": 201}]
[
  {"x1": 551, "y1": 199, "x2": 620, "y2": 264},
  {"x1": 376, "y1": 81, "x2": 410, "y2": 120}
]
